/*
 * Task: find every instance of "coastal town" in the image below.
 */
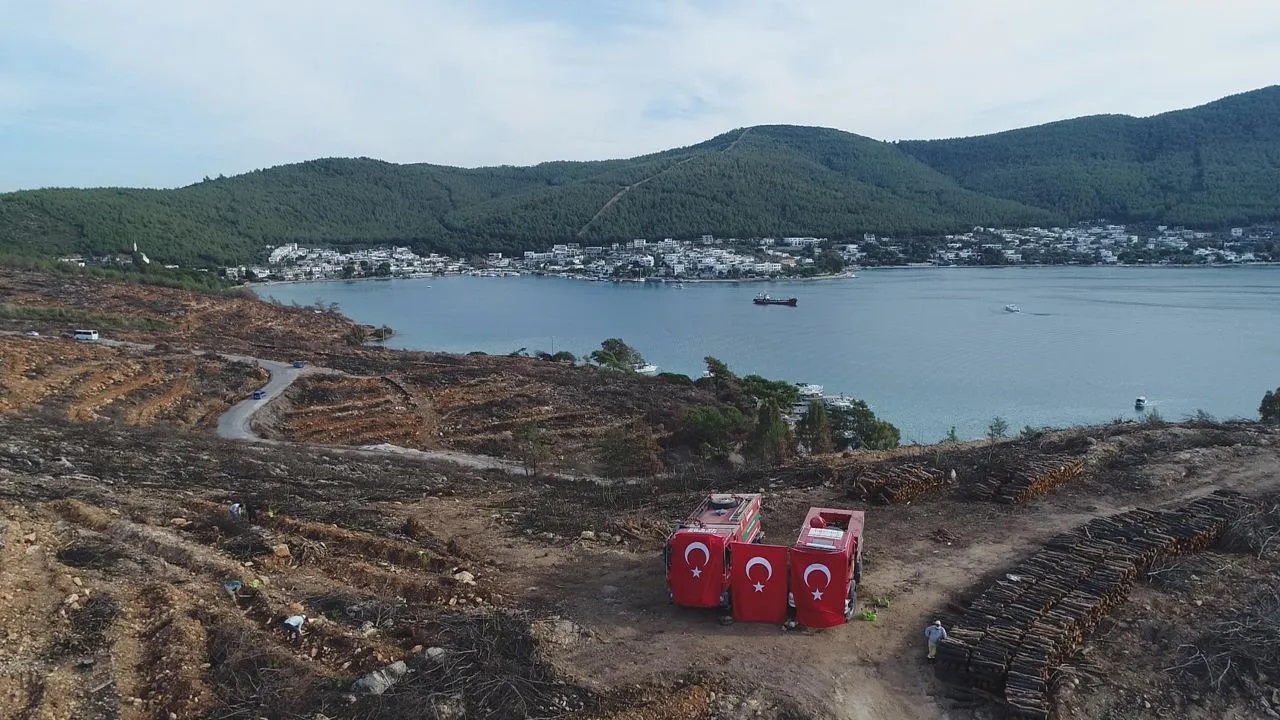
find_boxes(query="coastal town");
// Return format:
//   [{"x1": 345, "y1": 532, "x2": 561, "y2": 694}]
[{"x1": 210, "y1": 221, "x2": 1278, "y2": 283}]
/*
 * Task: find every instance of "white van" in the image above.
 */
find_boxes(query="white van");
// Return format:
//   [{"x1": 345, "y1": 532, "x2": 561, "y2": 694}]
[{"x1": 73, "y1": 329, "x2": 99, "y2": 342}]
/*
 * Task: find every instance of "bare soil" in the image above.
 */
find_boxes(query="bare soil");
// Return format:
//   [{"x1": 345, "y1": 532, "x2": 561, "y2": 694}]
[
  {"x1": 0, "y1": 335, "x2": 266, "y2": 429},
  {"x1": 261, "y1": 349, "x2": 724, "y2": 471},
  {"x1": 5, "y1": 268, "x2": 1280, "y2": 719},
  {"x1": 1, "y1": 413, "x2": 1277, "y2": 720},
  {"x1": 0, "y1": 267, "x2": 361, "y2": 358}
]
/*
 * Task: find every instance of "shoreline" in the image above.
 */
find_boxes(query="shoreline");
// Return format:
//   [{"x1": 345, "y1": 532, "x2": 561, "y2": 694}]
[
  {"x1": 247, "y1": 263, "x2": 1277, "y2": 289},
  {"x1": 249, "y1": 270, "x2": 860, "y2": 289}
]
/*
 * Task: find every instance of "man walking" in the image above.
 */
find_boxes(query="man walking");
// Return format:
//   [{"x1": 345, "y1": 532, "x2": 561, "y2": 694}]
[{"x1": 924, "y1": 620, "x2": 948, "y2": 662}]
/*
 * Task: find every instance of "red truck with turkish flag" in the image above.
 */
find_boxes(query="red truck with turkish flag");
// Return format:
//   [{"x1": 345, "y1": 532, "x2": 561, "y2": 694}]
[
  {"x1": 729, "y1": 540, "x2": 790, "y2": 623},
  {"x1": 788, "y1": 507, "x2": 865, "y2": 629},
  {"x1": 664, "y1": 493, "x2": 764, "y2": 610}
]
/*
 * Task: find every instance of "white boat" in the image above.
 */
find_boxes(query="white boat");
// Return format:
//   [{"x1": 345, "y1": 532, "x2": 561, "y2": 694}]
[
  {"x1": 633, "y1": 363, "x2": 659, "y2": 376},
  {"x1": 1004, "y1": 304, "x2": 1021, "y2": 313},
  {"x1": 797, "y1": 383, "x2": 824, "y2": 398}
]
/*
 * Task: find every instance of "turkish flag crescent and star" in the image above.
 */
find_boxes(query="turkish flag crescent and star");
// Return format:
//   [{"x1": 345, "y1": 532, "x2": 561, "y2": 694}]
[
  {"x1": 789, "y1": 547, "x2": 849, "y2": 628},
  {"x1": 668, "y1": 532, "x2": 726, "y2": 608},
  {"x1": 729, "y1": 542, "x2": 790, "y2": 624}
]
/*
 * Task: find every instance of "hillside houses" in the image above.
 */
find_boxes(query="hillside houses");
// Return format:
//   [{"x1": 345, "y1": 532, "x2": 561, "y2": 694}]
[
  {"x1": 225, "y1": 221, "x2": 1274, "y2": 283},
  {"x1": 931, "y1": 222, "x2": 1274, "y2": 266}
]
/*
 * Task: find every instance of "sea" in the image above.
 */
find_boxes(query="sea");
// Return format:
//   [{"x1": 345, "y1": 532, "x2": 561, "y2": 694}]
[{"x1": 256, "y1": 267, "x2": 1280, "y2": 443}]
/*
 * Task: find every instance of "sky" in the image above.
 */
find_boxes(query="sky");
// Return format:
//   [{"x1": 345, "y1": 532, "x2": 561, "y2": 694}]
[{"x1": 2, "y1": 0, "x2": 1279, "y2": 191}]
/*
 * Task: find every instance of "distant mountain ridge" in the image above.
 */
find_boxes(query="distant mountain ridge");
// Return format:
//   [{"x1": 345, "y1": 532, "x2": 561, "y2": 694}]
[
  {"x1": 898, "y1": 86, "x2": 1280, "y2": 228},
  {"x1": 2, "y1": 86, "x2": 1278, "y2": 266}
]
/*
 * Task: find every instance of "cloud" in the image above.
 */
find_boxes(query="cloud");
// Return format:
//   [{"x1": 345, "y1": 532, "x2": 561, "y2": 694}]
[{"x1": 2, "y1": 0, "x2": 1278, "y2": 189}]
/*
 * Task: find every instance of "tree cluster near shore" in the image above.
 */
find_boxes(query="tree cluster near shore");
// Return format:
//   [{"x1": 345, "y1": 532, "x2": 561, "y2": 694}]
[{"x1": 668, "y1": 355, "x2": 899, "y2": 464}]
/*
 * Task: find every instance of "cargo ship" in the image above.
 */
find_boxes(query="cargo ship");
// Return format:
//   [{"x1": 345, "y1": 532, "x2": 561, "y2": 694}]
[{"x1": 753, "y1": 293, "x2": 797, "y2": 306}]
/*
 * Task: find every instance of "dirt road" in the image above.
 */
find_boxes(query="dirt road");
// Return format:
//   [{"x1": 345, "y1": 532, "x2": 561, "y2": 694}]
[
  {"x1": 210, "y1": 352, "x2": 583, "y2": 478},
  {"x1": 214, "y1": 358, "x2": 302, "y2": 440}
]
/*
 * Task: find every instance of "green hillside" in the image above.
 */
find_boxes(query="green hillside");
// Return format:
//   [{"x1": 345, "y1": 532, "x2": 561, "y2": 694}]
[
  {"x1": 899, "y1": 86, "x2": 1280, "y2": 226},
  {"x1": 2, "y1": 87, "x2": 1279, "y2": 267}
]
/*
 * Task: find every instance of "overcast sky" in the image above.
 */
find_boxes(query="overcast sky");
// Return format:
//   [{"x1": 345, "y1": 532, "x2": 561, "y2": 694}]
[{"x1": 3, "y1": 0, "x2": 1278, "y2": 191}]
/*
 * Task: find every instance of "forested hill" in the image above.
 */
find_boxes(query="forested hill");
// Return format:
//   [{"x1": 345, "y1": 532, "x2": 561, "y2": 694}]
[
  {"x1": 2, "y1": 86, "x2": 1279, "y2": 266},
  {"x1": 0, "y1": 127, "x2": 1048, "y2": 266},
  {"x1": 899, "y1": 86, "x2": 1280, "y2": 227}
]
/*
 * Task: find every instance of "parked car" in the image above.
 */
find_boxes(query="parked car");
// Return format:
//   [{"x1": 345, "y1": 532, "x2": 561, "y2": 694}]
[
  {"x1": 291, "y1": 360, "x2": 305, "y2": 369},
  {"x1": 252, "y1": 390, "x2": 266, "y2": 400}
]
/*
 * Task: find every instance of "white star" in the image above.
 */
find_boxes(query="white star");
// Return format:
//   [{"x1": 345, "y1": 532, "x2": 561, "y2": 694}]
[
  {"x1": 691, "y1": 567, "x2": 702, "y2": 578},
  {"x1": 811, "y1": 589, "x2": 824, "y2": 600},
  {"x1": 753, "y1": 582, "x2": 765, "y2": 593}
]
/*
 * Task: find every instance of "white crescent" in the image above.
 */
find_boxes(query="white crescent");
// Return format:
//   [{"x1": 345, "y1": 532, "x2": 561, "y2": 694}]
[
  {"x1": 683, "y1": 541, "x2": 710, "y2": 567},
  {"x1": 744, "y1": 556, "x2": 773, "y2": 582},
  {"x1": 802, "y1": 563, "x2": 832, "y2": 588}
]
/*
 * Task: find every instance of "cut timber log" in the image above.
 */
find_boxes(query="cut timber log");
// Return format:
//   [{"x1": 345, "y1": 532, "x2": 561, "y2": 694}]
[
  {"x1": 934, "y1": 490, "x2": 1254, "y2": 718},
  {"x1": 972, "y1": 456, "x2": 1086, "y2": 504},
  {"x1": 848, "y1": 462, "x2": 948, "y2": 504}
]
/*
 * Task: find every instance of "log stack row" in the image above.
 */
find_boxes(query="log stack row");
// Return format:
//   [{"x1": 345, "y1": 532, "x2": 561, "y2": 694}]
[
  {"x1": 935, "y1": 490, "x2": 1254, "y2": 719},
  {"x1": 848, "y1": 463, "x2": 948, "y2": 504},
  {"x1": 970, "y1": 456, "x2": 1086, "y2": 504}
]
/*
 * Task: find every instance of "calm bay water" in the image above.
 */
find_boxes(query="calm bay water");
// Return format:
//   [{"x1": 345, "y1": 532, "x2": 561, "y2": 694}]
[{"x1": 258, "y1": 267, "x2": 1280, "y2": 443}]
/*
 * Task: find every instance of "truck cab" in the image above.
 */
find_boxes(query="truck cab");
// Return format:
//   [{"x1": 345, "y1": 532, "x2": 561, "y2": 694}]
[
  {"x1": 664, "y1": 493, "x2": 763, "y2": 610},
  {"x1": 789, "y1": 507, "x2": 865, "y2": 628}
]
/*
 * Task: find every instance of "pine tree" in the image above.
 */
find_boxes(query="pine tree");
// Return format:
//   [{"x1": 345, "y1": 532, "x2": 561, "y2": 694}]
[
  {"x1": 799, "y1": 400, "x2": 834, "y2": 454},
  {"x1": 749, "y1": 399, "x2": 791, "y2": 466},
  {"x1": 596, "y1": 423, "x2": 664, "y2": 478},
  {"x1": 1261, "y1": 388, "x2": 1280, "y2": 424}
]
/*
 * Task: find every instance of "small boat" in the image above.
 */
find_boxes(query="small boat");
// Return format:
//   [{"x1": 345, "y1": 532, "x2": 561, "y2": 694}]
[
  {"x1": 754, "y1": 293, "x2": 798, "y2": 306},
  {"x1": 1004, "y1": 304, "x2": 1021, "y2": 313},
  {"x1": 1134, "y1": 396, "x2": 1147, "y2": 411},
  {"x1": 797, "y1": 383, "x2": 824, "y2": 398},
  {"x1": 633, "y1": 363, "x2": 659, "y2": 376}
]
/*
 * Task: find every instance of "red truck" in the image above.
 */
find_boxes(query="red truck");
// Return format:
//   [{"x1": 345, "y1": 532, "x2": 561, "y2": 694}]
[
  {"x1": 788, "y1": 507, "x2": 865, "y2": 628},
  {"x1": 664, "y1": 493, "x2": 764, "y2": 610}
]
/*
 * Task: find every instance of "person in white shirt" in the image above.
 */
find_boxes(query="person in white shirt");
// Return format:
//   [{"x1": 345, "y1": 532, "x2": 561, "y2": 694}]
[{"x1": 924, "y1": 620, "x2": 948, "y2": 662}]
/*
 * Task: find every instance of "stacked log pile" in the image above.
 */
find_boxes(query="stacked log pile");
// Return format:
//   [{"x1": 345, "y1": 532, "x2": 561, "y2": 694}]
[
  {"x1": 935, "y1": 490, "x2": 1254, "y2": 719},
  {"x1": 848, "y1": 463, "x2": 948, "y2": 504},
  {"x1": 970, "y1": 456, "x2": 1085, "y2": 504}
]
